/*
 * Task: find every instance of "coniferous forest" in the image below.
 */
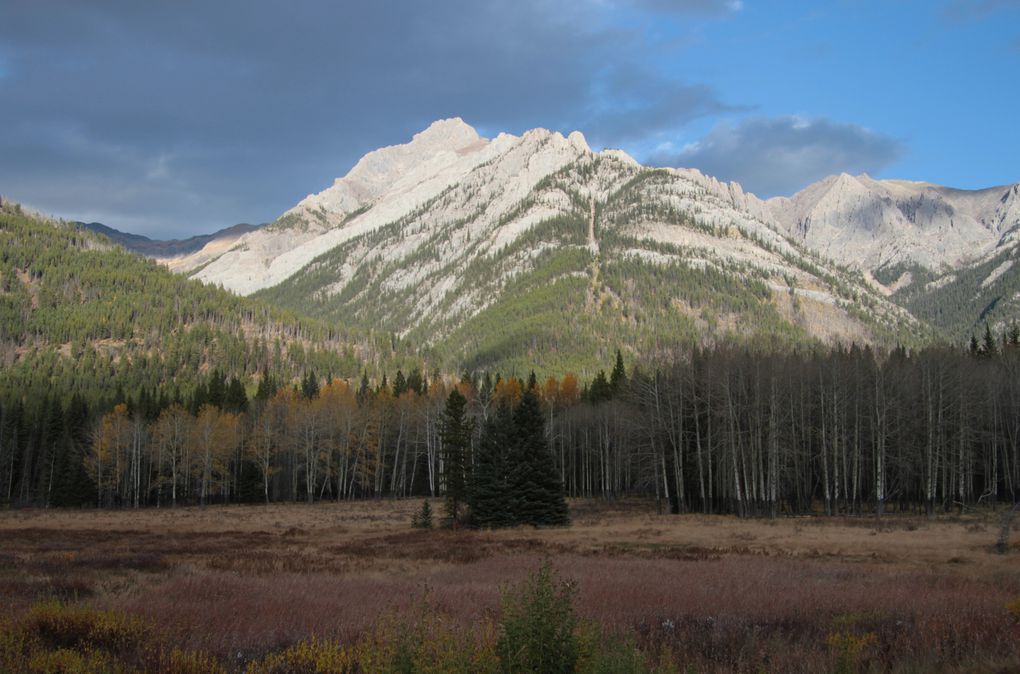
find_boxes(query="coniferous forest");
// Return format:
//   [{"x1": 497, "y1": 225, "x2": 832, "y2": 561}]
[
  {"x1": 4, "y1": 335, "x2": 1020, "y2": 517},
  {"x1": 2, "y1": 201, "x2": 1020, "y2": 518}
]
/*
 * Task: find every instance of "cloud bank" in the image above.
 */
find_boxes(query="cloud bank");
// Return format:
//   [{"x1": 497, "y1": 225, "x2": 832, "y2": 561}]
[{"x1": 650, "y1": 116, "x2": 905, "y2": 198}]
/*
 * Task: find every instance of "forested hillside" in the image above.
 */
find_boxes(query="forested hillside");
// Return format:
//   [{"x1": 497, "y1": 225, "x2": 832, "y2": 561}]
[
  {"x1": 0, "y1": 202, "x2": 423, "y2": 505},
  {"x1": 1, "y1": 201, "x2": 1017, "y2": 514},
  {"x1": 0, "y1": 202, "x2": 416, "y2": 399},
  {"x1": 878, "y1": 244, "x2": 1020, "y2": 342}
]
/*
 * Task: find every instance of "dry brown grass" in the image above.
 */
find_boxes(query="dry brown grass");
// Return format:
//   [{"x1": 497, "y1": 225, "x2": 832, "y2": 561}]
[{"x1": 2, "y1": 499, "x2": 1019, "y2": 671}]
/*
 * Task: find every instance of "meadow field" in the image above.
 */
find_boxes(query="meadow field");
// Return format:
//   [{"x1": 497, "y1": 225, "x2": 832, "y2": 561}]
[{"x1": 1, "y1": 500, "x2": 1019, "y2": 673}]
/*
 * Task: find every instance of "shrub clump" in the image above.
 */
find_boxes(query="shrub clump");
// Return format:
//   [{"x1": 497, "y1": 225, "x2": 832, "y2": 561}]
[{"x1": 497, "y1": 561, "x2": 578, "y2": 673}]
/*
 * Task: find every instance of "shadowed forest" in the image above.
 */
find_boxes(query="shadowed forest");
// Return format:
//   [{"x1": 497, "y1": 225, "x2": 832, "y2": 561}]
[{"x1": 4, "y1": 334, "x2": 1020, "y2": 517}]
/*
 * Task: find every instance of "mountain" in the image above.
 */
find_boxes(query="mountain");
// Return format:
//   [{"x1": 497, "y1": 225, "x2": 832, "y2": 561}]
[
  {"x1": 766, "y1": 175, "x2": 1020, "y2": 339},
  {"x1": 0, "y1": 201, "x2": 405, "y2": 400},
  {"x1": 79, "y1": 221, "x2": 259, "y2": 260},
  {"x1": 164, "y1": 119, "x2": 918, "y2": 374},
  {"x1": 767, "y1": 174, "x2": 1020, "y2": 274}
]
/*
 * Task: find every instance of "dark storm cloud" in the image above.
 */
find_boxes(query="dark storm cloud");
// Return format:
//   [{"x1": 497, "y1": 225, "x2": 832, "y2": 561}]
[
  {"x1": 651, "y1": 116, "x2": 904, "y2": 198},
  {"x1": 582, "y1": 64, "x2": 739, "y2": 145},
  {"x1": 0, "y1": 1, "x2": 623, "y2": 235},
  {"x1": 2, "y1": 1, "x2": 911, "y2": 236}
]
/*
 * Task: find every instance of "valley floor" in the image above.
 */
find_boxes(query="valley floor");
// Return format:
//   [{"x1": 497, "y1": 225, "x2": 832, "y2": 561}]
[{"x1": 1, "y1": 500, "x2": 1019, "y2": 672}]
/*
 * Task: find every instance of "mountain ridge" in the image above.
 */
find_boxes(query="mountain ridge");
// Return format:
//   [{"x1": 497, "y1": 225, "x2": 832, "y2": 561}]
[
  {"x1": 69, "y1": 118, "x2": 1018, "y2": 362},
  {"x1": 78, "y1": 221, "x2": 261, "y2": 259}
]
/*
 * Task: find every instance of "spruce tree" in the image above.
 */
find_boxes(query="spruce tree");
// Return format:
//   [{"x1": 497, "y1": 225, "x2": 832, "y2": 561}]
[
  {"x1": 224, "y1": 376, "x2": 249, "y2": 413},
  {"x1": 357, "y1": 371, "x2": 370, "y2": 400},
  {"x1": 393, "y1": 369, "x2": 408, "y2": 397},
  {"x1": 407, "y1": 368, "x2": 424, "y2": 395},
  {"x1": 255, "y1": 374, "x2": 277, "y2": 402},
  {"x1": 301, "y1": 371, "x2": 319, "y2": 399},
  {"x1": 983, "y1": 323, "x2": 998, "y2": 358},
  {"x1": 469, "y1": 402, "x2": 516, "y2": 528},
  {"x1": 508, "y1": 388, "x2": 569, "y2": 526},
  {"x1": 440, "y1": 388, "x2": 472, "y2": 525},
  {"x1": 588, "y1": 370, "x2": 612, "y2": 403},
  {"x1": 609, "y1": 349, "x2": 626, "y2": 394},
  {"x1": 207, "y1": 369, "x2": 227, "y2": 408}
]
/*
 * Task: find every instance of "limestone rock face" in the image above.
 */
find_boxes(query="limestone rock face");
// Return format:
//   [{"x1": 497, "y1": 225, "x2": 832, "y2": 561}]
[{"x1": 767, "y1": 173, "x2": 1020, "y2": 272}]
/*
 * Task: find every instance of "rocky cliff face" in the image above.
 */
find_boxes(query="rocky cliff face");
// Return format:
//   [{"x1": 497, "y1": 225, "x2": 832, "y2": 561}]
[{"x1": 767, "y1": 173, "x2": 1020, "y2": 273}]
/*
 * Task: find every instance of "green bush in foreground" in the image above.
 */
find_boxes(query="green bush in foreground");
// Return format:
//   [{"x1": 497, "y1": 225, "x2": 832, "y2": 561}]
[{"x1": 497, "y1": 561, "x2": 577, "y2": 673}]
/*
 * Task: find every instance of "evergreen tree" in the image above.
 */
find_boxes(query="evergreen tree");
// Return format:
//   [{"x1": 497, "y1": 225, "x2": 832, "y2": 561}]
[
  {"x1": 207, "y1": 369, "x2": 227, "y2": 409},
  {"x1": 51, "y1": 395, "x2": 96, "y2": 507},
  {"x1": 301, "y1": 371, "x2": 319, "y2": 399},
  {"x1": 469, "y1": 402, "x2": 516, "y2": 528},
  {"x1": 255, "y1": 374, "x2": 277, "y2": 402},
  {"x1": 609, "y1": 349, "x2": 626, "y2": 394},
  {"x1": 588, "y1": 370, "x2": 612, "y2": 403},
  {"x1": 508, "y1": 388, "x2": 569, "y2": 526},
  {"x1": 440, "y1": 389, "x2": 472, "y2": 525},
  {"x1": 411, "y1": 499, "x2": 433, "y2": 528},
  {"x1": 982, "y1": 322, "x2": 998, "y2": 358},
  {"x1": 393, "y1": 370, "x2": 408, "y2": 397},
  {"x1": 224, "y1": 376, "x2": 249, "y2": 414},
  {"x1": 189, "y1": 382, "x2": 208, "y2": 415},
  {"x1": 406, "y1": 368, "x2": 424, "y2": 395}
]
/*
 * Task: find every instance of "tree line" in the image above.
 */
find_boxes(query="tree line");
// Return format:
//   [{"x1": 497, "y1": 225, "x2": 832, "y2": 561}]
[{"x1": 2, "y1": 328, "x2": 1020, "y2": 516}]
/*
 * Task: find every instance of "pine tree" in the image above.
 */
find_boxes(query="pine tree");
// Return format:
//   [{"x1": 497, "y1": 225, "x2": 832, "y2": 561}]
[
  {"x1": 469, "y1": 402, "x2": 516, "y2": 528},
  {"x1": 411, "y1": 499, "x2": 433, "y2": 528},
  {"x1": 51, "y1": 395, "x2": 96, "y2": 507},
  {"x1": 440, "y1": 388, "x2": 472, "y2": 525},
  {"x1": 508, "y1": 388, "x2": 569, "y2": 526},
  {"x1": 357, "y1": 371, "x2": 370, "y2": 400},
  {"x1": 588, "y1": 370, "x2": 612, "y2": 403},
  {"x1": 207, "y1": 369, "x2": 227, "y2": 408},
  {"x1": 407, "y1": 368, "x2": 424, "y2": 395},
  {"x1": 982, "y1": 323, "x2": 998, "y2": 358},
  {"x1": 224, "y1": 376, "x2": 249, "y2": 414},
  {"x1": 301, "y1": 371, "x2": 319, "y2": 399},
  {"x1": 393, "y1": 370, "x2": 408, "y2": 397},
  {"x1": 609, "y1": 349, "x2": 626, "y2": 395},
  {"x1": 255, "y1": 374, "x2": 278, "y2": 402}
]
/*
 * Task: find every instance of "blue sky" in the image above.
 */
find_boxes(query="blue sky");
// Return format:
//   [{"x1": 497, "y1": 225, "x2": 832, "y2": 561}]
[{"x1": 0, "y1": 0, "x2": 1017, "y2": 237}]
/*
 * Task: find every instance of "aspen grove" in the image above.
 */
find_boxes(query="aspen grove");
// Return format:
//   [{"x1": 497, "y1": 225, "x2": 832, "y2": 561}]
[{"x1": 3, "y1": 335, "x2": 1020, "y2": 516}]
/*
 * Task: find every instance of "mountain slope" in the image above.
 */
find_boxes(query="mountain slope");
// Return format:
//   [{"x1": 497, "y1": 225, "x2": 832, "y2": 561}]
[
  {"x1": 0, "y1": 202, "x2": 404, "y2": 400},
  {"x1": 765, "y1": 175, "x2": 1020, "y2": 338},
  {"x1": 157, "y1": 119, "x2": 916, "y2": 374},
  {"x1": 768, "y1": 174, "x2": 1020, "y2": 273}
]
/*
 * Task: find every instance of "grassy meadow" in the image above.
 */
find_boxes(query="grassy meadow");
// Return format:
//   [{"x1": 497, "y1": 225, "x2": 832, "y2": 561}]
[{"x1": 1, "y1": 500, "x2": 1019, "y2": 673}]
